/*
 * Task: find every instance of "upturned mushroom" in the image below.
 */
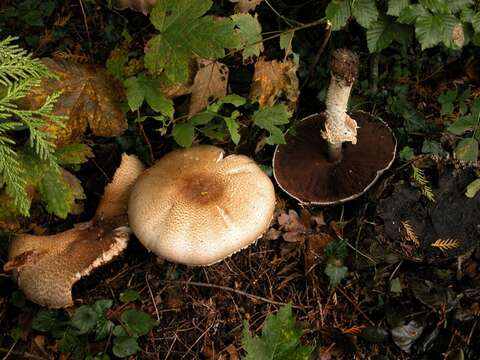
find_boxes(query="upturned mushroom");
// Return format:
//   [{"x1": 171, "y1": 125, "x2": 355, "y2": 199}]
[
  {"x1": 128, "y1": 145, "x2": 276, "y2": 266},
  {"x1": 273, "y1": 49, "x2": 396, "y2": 205},
  {"x1": 4, "y1": 154, "x2": 145, "y2": 308}
]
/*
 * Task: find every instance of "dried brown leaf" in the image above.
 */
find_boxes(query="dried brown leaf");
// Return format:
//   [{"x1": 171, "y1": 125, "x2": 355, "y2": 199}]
[
  {"x1": 188, "y1": 59, "x2": 229, "y2": 116},
  {"x1": 19, "y1": 59, "x2": 127, "y2": 146},
  {"x1": 112, "y1": 0, "x2": 157, "y2": 14},
  {"x1": 431, "y1": 238, "x2": 461, "y2": 253},
  {"x1": 230, "y1": 0, "x2": 263, "y2": 13},
  {"x1": 401, "y1": 220, "x2": 419, "y2": 246},
  {"x1": 249, "y1": 57, "x2": 299, "y2": 110}
]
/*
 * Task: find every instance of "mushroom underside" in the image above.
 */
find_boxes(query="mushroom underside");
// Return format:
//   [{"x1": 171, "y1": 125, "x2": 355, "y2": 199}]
[{"x1": 273, "y1": 111, "x2": 396, "y2": 204}]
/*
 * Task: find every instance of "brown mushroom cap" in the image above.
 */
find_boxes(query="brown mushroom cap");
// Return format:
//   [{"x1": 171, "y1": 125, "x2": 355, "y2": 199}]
[
  {"x1": 112, "y1": 0, "x2": 157, "y2": 14},
  {"x1": 273, "y1": 111, "x2": 396, "y2": 205},
  {"x1": 5, "y1": 154, "x2": 145, "y2": 308},
  {"x1": 128, "y1": 145, "x2": 276, "y2": 266}
]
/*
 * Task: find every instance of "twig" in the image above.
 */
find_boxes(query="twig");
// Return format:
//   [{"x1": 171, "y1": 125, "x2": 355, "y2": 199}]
[
  {"x1": 159, "y1": 279, "x2": 309, "y2": 309},
  {"x1": 138, "y1": 122, "x2": 154, "y2": 165},
  {"x1": 145, "y1": 273, "x2": 160, "y2": 321},
  {"x1": 335, "y1": 286, "x2": 374, "y2": 325},
  {"x1": 0, "y1": 348, "x2": 47, "y2": 360}
]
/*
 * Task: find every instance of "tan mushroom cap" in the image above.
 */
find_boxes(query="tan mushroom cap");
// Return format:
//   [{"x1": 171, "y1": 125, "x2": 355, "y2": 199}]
[
  {"x1": 128, "y1": 145, "x2": 276, "y2": 266},
  {"x1": 5, "y1": 154, "x2": 145, "y2": 308}
]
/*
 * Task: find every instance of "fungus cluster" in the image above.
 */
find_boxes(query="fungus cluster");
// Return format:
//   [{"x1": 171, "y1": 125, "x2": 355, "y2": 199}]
[{"x1": 273, "y1": 49, "x2": 396, "y2": 205}]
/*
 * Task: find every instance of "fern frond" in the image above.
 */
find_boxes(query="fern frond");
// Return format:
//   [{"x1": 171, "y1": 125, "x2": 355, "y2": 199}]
[
  {"x1": 0, "y1": 36, "x2": 54, "y2": 86},
  {"x1": 431, "y1": 238, "x2": 461, "y2": 254},
  {"x1": 401, "y1": 220, "x2": 419, "y2": 246},
  {"x1": 412, "y1": 164, "x2": 435, "y2": 202},
  {"x1": 53, "y1": 50, "x2": 89, "y2": 63}
]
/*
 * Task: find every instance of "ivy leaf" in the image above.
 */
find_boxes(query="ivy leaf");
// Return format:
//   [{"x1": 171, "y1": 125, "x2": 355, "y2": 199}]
[
  {"x1": 325, "y1": 0, "x2": 351, "y2": 31},
  {"x1": 415, "y1": 13, "x2": 444, "y2": 49},
  {"x1": 242, "y1": 304, "x2": 313, "y2": 360},
  {"x1": 112, "y1": 336, "x2": 141, "y2": 358},
  {"x1": 447, "y1": 115, "x2": 477, "y2": 135},
  {"x1": 324, "y1": 262, "x2": 348, "y2": 287},
  {"x1": 387, "y1": 0, "x2": 410, "y2": 16},
  {"x1": 145, "y1": 0, "x2": 239, "y2": 83},
  {"x1": 455, "y1": 137, "x2": 478, "y2": 161},
  {"x1": 253, "y1": 104, "x2": 291, "y2": 145},
  {"x1": 367, "y1": 16, "x2": 394, "y2": 52},
  {"x1": 173, "y1": 123, "x2": 195, "y2": 147},
  {"x1": 231, "y1": 13, "x2": 263, "y2": 62},
  {"x1": 351, "y1": 0, "x2": 378, "y2": 28},
  {"x1": 121, "y1": 309, "x2": 157, "y2": 337},
  {"x1": 124, "y1": 75, "x2": 174, "y2": 118},
  {"x1": 71, "y1": 305, "x2": 98, "y2": 335}
]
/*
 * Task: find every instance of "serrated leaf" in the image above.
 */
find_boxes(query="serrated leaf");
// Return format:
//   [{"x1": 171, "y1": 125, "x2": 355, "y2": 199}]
[
  {"x1": 93, "y1": 299, "x2": 113, "y2": 315},
  {"x1": 419, "y1": 0, "x2": 449, "y2": 13},
  {"x1": 387, "y1": 0, "x2": 410, "y2": 16},
  {"x1": 220, "y1": 94, "x2": 247, "y2": 107},
  {"x1": 124, "y1": 76, "x2": 144, "y2": 111},
  {"x1": 367, "y1": 16, "x2": 394, "y2": 52},
  {"x1": 324, "y1": 263, "x2": 348, "y2": 287},
  {"x1": 398, "y1": 4, "x2": 429, "y2": 24},
  {"x1": 113, "y1": 336, "x2": 140, "y2": 358},
  {"x1": 56, "y1": 143, "x2": 93, "y2": 165},
  {"x1": 351, "y1": 0, "x2": 378, "y2": 28},
  {"x1": 231, "y1": 13, "x2": 263, "y2": 62},
  {"x1": 120, "y1": 289, "x2": 140, "y2": 303},
  {"x1": 448, "y1": 0, "x2": 473, "y2": 13},
  {"x1": 145, "y1": 0, "x2": 240, "y2": 83},
  {"x1": 253, "y1": 104, "x2": 291, "y2": 145},
  {"x1": 31, "y1": 309, "x2": 62, "y2": 333},
  {"x1": 121, "y1": 309, "x2": 157, "y2": 337},
  {"x1": 415, "y1": 13, "x2": 444, "y2": 49},
  {"x1": 325, "y1": 0, "x2": 351, "y2": 31},
  {"x1": 465, "y1": 178, "x2": 480, "y2": 198},
  {"x1": 455, "y1": 138, "x2": 478, "y2": 161},
  {"x1": 460, "y1": 7, "x2": 474, "y2": 23},
  {"x1": 224, "y1": 112, "x2": 241, "y2": 144},
  {"x1": 173, "y1": 123, "x2": 195, "y2": 147},
  {"x1": 242, "y1": 304, "x2": 313, "y2": 360},
  {"x1": 447, "y1": 115, "x2": 477, "y2": 135},
  {"x1": 71, "y1": 305, "x2": 98, "y2": 334},
  {"x1": 472, "y1": 12, "x2": 480, "y2": 33},
  {"x1": 38, "y1": 169, "x2": 75, "y2": 218}
]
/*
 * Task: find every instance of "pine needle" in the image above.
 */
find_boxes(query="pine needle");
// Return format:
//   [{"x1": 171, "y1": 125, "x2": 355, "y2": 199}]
[
  {"x1": 401, "y1": 220, "x2": 419, "y2": 246},
  {"x1": 431, "y1": 238, "x2": 461, "y2": 254},
  {"x1": 412, "y1": 164, "x2": 435, "y2": 202}
]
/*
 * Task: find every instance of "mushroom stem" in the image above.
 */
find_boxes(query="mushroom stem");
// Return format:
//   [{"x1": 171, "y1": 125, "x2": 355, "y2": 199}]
[{"x1": 322, "y1": 49, "x2": 359, "y2": 163}]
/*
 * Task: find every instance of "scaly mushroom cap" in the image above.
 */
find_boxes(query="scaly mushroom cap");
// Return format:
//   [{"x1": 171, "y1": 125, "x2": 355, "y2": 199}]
[
  {"x1": 128, "y1": 145, "x2": 276, "y2": 266},
  {"x1": 5, "y1": 154, "x2": 145, "y2": 308}
]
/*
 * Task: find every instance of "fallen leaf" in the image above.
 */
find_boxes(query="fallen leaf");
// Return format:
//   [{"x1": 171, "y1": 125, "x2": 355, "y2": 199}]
[
  {"x1": 249, "y1": 57, "x2": 299, "y2": 110},
  {"x1": 112, "y1": 0, "x2": 157, "y2": 14},
  {"x1": 230, "y1": 0, "x2": 264, "y2": 13},
  {"x1": 20, "y1": 59, "x2": 128, "y2": 146},
  {"x1": 188, "y1": 59, "x2": 229, "y2": 116},
  {"x1": 391, "y1": 321, "x2": 424, "y2": 353}
]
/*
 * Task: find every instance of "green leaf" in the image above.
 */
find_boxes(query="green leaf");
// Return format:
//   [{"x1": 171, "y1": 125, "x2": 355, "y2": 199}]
[
  {"x1": 367, "y1": 16, "x2": 394, "y2": 52},
  {"x1": 324, "y1": 263, "x2": 348, "y2": 287},
  {"x1": 460, "y1": 7, "x2": 474, "y2": 23},
  {"x1": 71, "y1": 305, "x2": 98, "y2": 334},
  {"x1": 387, "y1": 0, "x2": 410, "y2": 16},
  {"x1": 447, "y1": 115, "x2": 477, "y2": 135},
  {"x1": 438, "y1": 88, "x2": 458, "y2": 115},
  {"x1": 415, "y1": 13, "x2": 444, "y2": 49},
  {"x1": 145, "y1": 0, "x2": 239, "y2": 83},
  {"x1": 95, "y1": 318, "x2": 114, "y2": 341},
  {"x1": 390, "y1": 277, "x2": 403, "y2": 294},
  {"x1": 120, "y1": 289, "x2": 141, "y2": 303},
  {"x1": 242, "y1": 304, "x2": 313, "y2": 360},
  {"x1": 351, "y1": 0, "x2": 378, "y2": 28},
  {"x1": 280, "y1": 32, "x2": 295, "y2": 54},
  {"x1": 38, "y1": 169, "x2": 75, "y2": 219},
  {"x1": 31, "y1": 309, "x2": 62, "y2": 333},
  {"x1": 253, "y1": 104, "x2": 291, "y2": 145},
  {"x1": 421, "y1": 140, "x2": 445, "y2": 155},
  {"x1": 465, "y1": 178, "x2": 480, "y2": 198},
  {"x1": 455, "y1": 137, "x2": 478, "y2": 161},
  {"x1": 224, "y1": 112, "x2": 241, "y2": 144},
  {"x1": 173, "y1": 123, "x2": 195, "y2": 147},
  {"x1": 472, "y1": 12, "x2": 480, "y2": 33},
  {"x1": 399, "y1": 146, "x2": 415, "y2": 160},
  {"x1": 92, "y1": 299, "x2": 114, "y2": 315},
  {"x1": 59, "y1": 328, "x2": 86, "y2": 356},
  {"x1": 124, "y1": 75, "x2": 174, "y2": 118},
  {"x1": 398, "y1": 4, "x2": 429, "y2": 24},
  {"x1": 56, "y1": 143, "x2": 93, "y2": 165},
  {"x1": 419, "y1": 0, "x2": 449, "y2": 13},
  {"x1": 106, "y1": 52, "x2": 128, "y2": 80},
  {"x1": 325, "y1": 0, "x2": 351, "y2": 31},
  {"x1": 113, "y1": 336, "x2": 141, "y2": 358},
  {"x1": 231, "y1": 13, "x2": 263, "y2": 62},
  {"x1": 190, "y1": 113, "x2": 215, "y2": 126},
  {"x1": 448, "y1": 0, "x2": 473, "y2": 13},
  {"x1": 121, "y1": 309, "x2": 157, "y2": 337},
  {"x1": 220, "y1": 94, "x2": 247, "y2": 107}
]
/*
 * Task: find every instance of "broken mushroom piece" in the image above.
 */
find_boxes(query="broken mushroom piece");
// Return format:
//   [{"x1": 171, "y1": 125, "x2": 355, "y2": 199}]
[
  {"x1": 112, "y1": 0, "x2": 157, "y2": 14},
  {"x1": 273, "y1": 49, "x2": 396, "y2": 205},
  {"x1": 4, "y1": 154, "x2": 145, "y2": 308},
  {"x1": 128, "y1": 145, "x2": 276, "y2": 266}
]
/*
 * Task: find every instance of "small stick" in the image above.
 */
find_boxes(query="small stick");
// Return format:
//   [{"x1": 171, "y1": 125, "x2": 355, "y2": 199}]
[
  {"x1": 322, "y1": 49, "x2": 359, "y2": 162},
  {"x1": 159, "y1": 279, "x2": 309, "y2": 309}
]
